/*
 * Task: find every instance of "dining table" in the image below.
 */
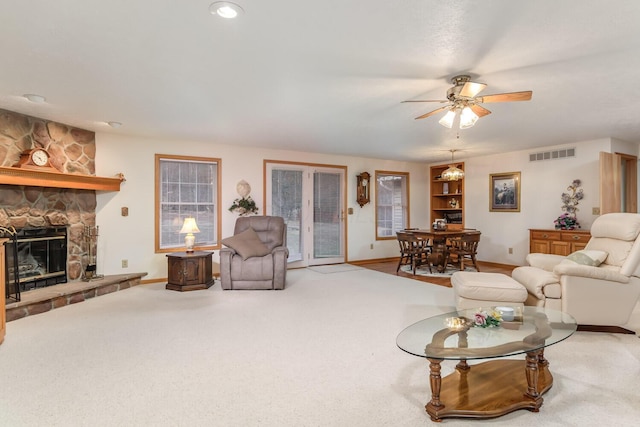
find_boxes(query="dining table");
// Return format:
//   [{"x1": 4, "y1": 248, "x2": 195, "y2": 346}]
[{"x1": 405, "y1": 228, "x2": 481, "y2": 273}]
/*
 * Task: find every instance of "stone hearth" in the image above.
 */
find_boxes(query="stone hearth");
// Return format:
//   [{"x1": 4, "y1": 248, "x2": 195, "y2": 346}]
[{"x1": 5, "y1": 273, "x2": 148, "y2": 322}]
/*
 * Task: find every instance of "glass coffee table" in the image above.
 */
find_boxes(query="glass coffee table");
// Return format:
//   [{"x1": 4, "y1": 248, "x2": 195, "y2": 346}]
[{"x1": 397, "y1": 306, "x2": 576, "y2": 422}]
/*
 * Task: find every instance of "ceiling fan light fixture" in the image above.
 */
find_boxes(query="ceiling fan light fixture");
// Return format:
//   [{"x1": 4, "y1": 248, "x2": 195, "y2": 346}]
[
  {"x1": 210, "y1": 2, "x2": 244, "y2": 18},
  {"x1": 438, "y1": 110, "x2": 456, "y2": 128},
  {"x1": 405, "y1": 74, "x2": 531, "y2": 126},
  {"x1": 459, "y1": 106, "x2": 479, "y2": 129}
]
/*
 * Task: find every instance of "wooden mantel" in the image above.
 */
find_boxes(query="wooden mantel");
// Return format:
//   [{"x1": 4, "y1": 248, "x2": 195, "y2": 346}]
[{"x1": 0, "y1": 166, "x2": 125, "y2": 191}]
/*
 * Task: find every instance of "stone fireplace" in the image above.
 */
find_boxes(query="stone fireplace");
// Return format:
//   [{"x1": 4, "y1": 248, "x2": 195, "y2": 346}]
[
  {"x1": 0, "y1": 109, "x2": 139, "y2": 326},
  {"x1": 0, "y1": 186, "x2": 96, "y2": 281},
  {"x1": 1, "y1": 109, "x2": 99, "y2": 284}
]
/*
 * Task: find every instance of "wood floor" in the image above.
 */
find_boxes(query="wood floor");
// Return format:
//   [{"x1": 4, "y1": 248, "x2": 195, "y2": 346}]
[{"x1": 352, "y1": 259, "x2": 516, "y2": 288}]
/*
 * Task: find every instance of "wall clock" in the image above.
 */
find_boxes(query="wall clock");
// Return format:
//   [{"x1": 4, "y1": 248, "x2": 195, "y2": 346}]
[{"x1": 356, "y1": 171, "x2": 371, "y2": 207}]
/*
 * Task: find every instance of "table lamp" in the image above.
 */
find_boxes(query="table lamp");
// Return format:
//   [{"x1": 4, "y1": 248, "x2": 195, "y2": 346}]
[{"x1": 180, "y1": 217, "x2": 200, "y2": 253}]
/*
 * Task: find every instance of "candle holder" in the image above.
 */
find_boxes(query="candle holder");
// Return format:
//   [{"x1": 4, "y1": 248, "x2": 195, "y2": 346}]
[{"x1": 444, "y1": 317, "x2": 470, "y2": 331}]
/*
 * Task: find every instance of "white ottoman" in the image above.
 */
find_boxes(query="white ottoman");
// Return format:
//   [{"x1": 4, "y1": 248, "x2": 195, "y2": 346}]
[{"x1": 451, "y1": 272, "x2": 528, "y2": 310}]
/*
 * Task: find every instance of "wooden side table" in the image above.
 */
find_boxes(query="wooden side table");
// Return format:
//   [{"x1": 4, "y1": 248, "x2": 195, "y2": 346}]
[{"x1": 166, "y1": 251, "x2": 214, "y2": 291}]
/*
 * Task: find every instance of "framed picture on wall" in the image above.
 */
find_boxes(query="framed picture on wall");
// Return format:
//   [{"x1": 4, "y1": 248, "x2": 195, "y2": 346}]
[{"x1": 490, "y1": 172, "x2": 521, "y2": 212}]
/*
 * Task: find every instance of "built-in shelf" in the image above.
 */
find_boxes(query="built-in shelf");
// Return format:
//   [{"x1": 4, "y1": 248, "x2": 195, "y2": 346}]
[
  {"x1": 0, "y1": 167, "x2": 124, "y2": 191},
  {"x1": 430, "y1": 162, "x2": 465, "y2": 229}
]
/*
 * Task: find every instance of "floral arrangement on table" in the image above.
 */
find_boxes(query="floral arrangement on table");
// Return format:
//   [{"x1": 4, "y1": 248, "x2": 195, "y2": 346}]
[
  {"x1": 472, "y1": 309, "x2": 503, "y2": 328},
  {"x1": 555, "y1": 179, "x2": 583, "y2": 230},
  {"x1": 554, "y1": 212, "x2": 579, "y2": 230}
]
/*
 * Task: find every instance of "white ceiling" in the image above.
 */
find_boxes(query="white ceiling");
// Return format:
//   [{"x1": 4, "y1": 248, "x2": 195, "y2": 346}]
[{"x1": 2, "y1": 0, "x2": 640, "y2": 163}]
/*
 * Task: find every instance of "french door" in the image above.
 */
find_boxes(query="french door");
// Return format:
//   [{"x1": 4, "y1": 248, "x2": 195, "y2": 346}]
[{"x1": 266, "y1": 162, "x2": 346, "y2": 268}]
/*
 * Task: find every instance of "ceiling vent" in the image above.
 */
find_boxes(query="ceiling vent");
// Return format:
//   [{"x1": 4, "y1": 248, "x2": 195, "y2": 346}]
[{"x1": 529, "y1": 148, "x2": 575, "y2": 162}]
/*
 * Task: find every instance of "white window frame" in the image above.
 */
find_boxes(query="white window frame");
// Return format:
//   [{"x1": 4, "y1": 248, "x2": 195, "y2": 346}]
[
  {"x1": 375, "y1": 171, "x2": 410, "y2": 240},
  {"x1": 155, "y1": 154, "x2": 221, "y2": 253}
]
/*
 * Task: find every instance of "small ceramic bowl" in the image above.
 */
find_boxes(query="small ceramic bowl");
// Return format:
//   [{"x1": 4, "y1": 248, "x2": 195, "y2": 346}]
[{"x1": 495, "y1": 306, "x2": 515, "y2": 321}]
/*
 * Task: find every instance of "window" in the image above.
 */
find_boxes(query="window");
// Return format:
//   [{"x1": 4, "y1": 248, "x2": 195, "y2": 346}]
[
  {"x1": 155, "y1": 154, "x2": 221, "y2": 252},
  {"x1": 375, "y1": 171, "x2": 409, "y2": 239}
]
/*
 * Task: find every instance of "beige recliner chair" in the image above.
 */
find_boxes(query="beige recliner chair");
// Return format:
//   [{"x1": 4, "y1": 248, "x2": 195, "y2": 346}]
[
  {"x1": 512, "y1": 213, "x2": 640, "y2": 333},
  {"x1": 219, "y1": 216, "x2": 288, "y2": 290}
]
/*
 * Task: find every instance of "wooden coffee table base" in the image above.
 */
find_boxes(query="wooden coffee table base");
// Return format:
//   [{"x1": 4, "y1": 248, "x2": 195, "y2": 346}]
[{"x1": 425, "y1": 352, "x2": 552, "y2": 422}]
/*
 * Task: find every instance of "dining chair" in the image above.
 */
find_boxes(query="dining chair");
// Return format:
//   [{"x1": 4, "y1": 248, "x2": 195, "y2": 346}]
[
  {"x1": 396, "y1": 231, "x2": 431, "y2": 274},
  {"x1": 444, "y1": 231, "x2": 481, "y2": 271}
]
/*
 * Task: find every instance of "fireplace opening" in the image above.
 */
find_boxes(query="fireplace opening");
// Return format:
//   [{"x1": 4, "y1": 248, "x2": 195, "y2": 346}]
[{"x1": 5, "y1": 227, "x2": 68, "y2": 291}]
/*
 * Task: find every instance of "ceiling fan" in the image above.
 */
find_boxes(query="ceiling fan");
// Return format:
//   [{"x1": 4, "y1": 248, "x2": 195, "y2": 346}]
[{"x1": 402, "y1": 75, "x2": 533, "y2": 129}]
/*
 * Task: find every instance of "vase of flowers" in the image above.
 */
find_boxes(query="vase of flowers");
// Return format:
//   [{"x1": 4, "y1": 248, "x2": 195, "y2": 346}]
[
  {"x1": 555, "y1": 179, "x2": 583, "y2": 229},
  {"x1": 554, "y1": 213, "x2": 580, "y2": 230}
]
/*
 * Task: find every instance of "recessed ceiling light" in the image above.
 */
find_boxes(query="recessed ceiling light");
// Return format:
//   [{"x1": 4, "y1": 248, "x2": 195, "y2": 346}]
[
  {"x1": 107, "y1": 121, "x2": 122, "y2": 128},
  {"x1": 209, "y1": 2, "x2": 244, "y2": 19},
  {"x1": 23, "y1": 94, "x2": 46, "y2": 103}
]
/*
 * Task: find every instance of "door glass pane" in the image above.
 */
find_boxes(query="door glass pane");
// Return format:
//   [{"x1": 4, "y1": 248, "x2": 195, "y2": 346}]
[
  {"x1": 271, "y1": 169, "x2": 303, "y2": 262},
  {"x1": 313, "y1": 172, "x2": 341, "y2": 258}
]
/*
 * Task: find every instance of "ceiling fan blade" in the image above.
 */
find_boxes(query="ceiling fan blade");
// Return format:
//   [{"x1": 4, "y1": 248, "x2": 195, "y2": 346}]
[
  {"x1": 478, "y1": 91, "x2": 533, "y2": 103},
  {"x1": 415, "y1": 106, "x2": 449, "y2": 120},
  {"x1": 470, "y1": 104, "x2": 492, "y2": 117},
  {"x1": 459, "y1": 82, "x2": 487, "y2": 98},
  {"x1": 401, "y1": 99, "x2": 448, "y2": 103}
]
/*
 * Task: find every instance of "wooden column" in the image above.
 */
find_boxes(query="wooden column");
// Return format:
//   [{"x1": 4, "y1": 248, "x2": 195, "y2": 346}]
[{"x1": 1, "y1": 238, "x2": 8, "y2": 345}]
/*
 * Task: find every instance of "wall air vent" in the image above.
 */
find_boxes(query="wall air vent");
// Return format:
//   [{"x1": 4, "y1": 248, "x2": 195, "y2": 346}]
[{"x1": 529, "y1": 148, "x2": 576, "y2": 162}]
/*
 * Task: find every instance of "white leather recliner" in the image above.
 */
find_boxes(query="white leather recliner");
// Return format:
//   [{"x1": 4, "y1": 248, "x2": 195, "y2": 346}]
[{"x1": 512, "y1": 213, "x2": 640, "y2": 332}]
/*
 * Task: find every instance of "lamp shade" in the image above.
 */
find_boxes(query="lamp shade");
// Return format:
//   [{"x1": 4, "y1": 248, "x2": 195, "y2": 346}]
[
  {"x1": 180, "y1": 217, "x2": 200, "y2": 253},
  {"x1": 459, "y1": 106, "x2": 479, "y2": 129},
  {"x1": 438, "y1": 110, "x2": 456, "y2": 129},
  {"x1": 441, "y1": 150, "x2": 465, "y2": 181},
  {"x1": 438, "y1": 106, "x2": 480, "y2": 129},
  {"x1": 441, "y1": 165, "x2": 465, "y2": 181},
  {"x1": 180, "y1": 217, "x2": 200, "y2": 234}
]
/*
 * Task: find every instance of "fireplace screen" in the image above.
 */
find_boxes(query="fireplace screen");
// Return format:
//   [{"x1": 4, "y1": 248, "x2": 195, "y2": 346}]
[
  {"x1": 2, "y1": 227, "x2": 20, "y2": 302},
  {"x1": 4, "y1": 227, "x2": 68, "y2": 291}
]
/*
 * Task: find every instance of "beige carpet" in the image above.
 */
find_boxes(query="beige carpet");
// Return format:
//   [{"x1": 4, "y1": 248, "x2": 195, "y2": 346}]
[
  {"x1": 307, "y1": 264, "x2": 365, "y2": 274},
  {"x1": 399, "y1": 264, "x2": 477, "y2": 277},
  {"x1": 0, "y1": 268, "x2": 639, "y2": 426}
]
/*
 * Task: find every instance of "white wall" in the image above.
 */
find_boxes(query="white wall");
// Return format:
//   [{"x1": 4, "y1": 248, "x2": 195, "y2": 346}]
[
  {"x1": 94, "y1": 134, "x2": 429, "y2": 280},
  {"x1": 461, "y1": 138, "x2": 639, "y2": 265},
  {"x1": 95, "y1": 133, "x2": 639, "y2": 280}
]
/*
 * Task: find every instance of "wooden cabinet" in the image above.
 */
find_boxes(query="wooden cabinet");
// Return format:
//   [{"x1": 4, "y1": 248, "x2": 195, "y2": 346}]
[
  {"x1": 1, "y1": 238, "x2": 7, "y2": 345},
  {"x1": 529, "y1": 229, "x2": 591, "y2": 256},
  {"x1": 166, "y1": 251, "x2": 215, "y2": 291},
  {"x1": 430, "y1": 162, "x2": 464, "y2": 229}
]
